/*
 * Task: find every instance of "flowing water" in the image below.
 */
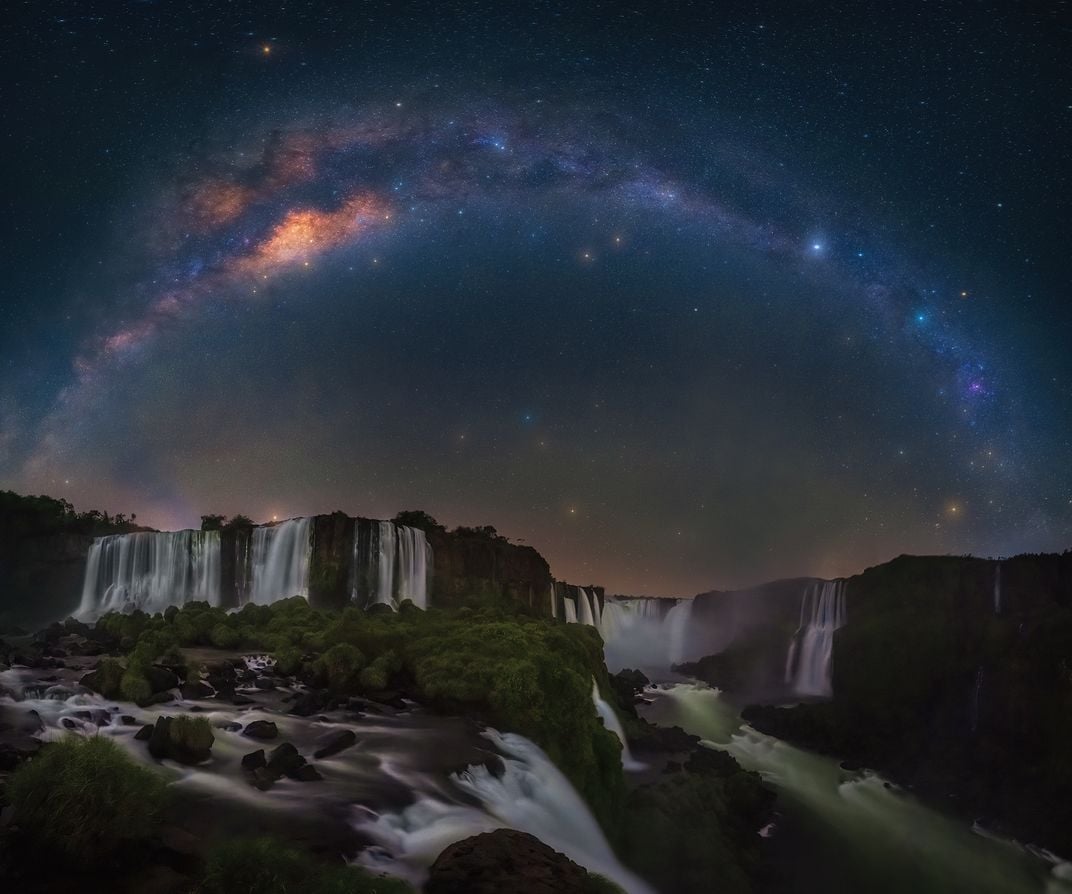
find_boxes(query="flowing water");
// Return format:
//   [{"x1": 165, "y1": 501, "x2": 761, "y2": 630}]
[
  {"x1": 783, "y1": 580, "x2": 845, "y2": 697},
  {"x1": 591, "y1": 679, "x2": 646, "y2": 772},
  {"x1": 0, "y1": 662, "x2": 648, "y2": 893},
  {"x1": 249, "y1": 517, "x2": 312, "y2": 604},
  {"x1": 640, "y1": 682, "x2": 1072, "y2": 894},
  {"x1": 353, "y1": 521, "x2": 433, "y2": 610},
  {"x1": 79, "y1": 530, "x2": 221, "y2": 617}
]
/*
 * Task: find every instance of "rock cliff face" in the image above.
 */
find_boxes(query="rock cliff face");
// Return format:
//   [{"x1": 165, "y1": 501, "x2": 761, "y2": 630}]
[
  {"x1": 0, "y1": 530, "x2": 96, "y2": 626},
  {"x1": 425, "y1": 526, "x2": 553, "y2": 613},
  {"x1": 738, "y1": 552, "x2": 1072, "y2": 857}
]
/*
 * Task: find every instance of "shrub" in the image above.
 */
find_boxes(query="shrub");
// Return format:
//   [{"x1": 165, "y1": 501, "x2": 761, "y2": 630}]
[
  {"x1": 209, "y1": 623, "x2": 240, "y2": 649},
  {"x1": 201, "y1": 838, "x2": 412, "y2": 894},
  {"x1": 170, "y1": 715, "x2": 214, "y2": 754},
  {"x1": 358, "y1": 650, "x2": 401, "y2": 691},
  {"x1": 316, "y1": 643, "x2": 365, "y2": 694},
  {"x1": 274, "y1": 646, "x2": 304, "y2": 676},
  {"x1": 86, "y1": 657, "x2": 124, "y2": 698},
  {"x1": 119, "y1": 670, "x2": 152, "y2": 704},
  {"x1": 9, "y1": 736, "x2": 167, "y2": 866}
]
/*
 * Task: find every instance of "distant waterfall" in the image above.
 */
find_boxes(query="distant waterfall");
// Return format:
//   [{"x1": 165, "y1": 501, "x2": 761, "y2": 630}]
[
  {"x1": 591, "y1": 679, "x2": 645, "y2": 771},
  {"x1": 564, "y1": 593, "x2": 693, "y2": 670},
  {"x1": 784, "y1": 579, "x2": 846, "y2": 697},
  {"x1": 249, "y1": 517, "x2": 312, "y2": 605},
  {"x1": 549, "y1": 583, "x2": 557, "y2": 619},
  {"x1": 353, "y1": 521, "x2": 433, "y2": 609},
  {"x1": 79, "y1": 529, "x2": 221, "y2": 617},
  {"x1": 993, "y1": 564, "x2": 1002, "y2": 615}
]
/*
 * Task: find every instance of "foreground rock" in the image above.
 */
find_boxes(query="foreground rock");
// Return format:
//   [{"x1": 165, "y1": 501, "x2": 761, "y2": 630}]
[
  {"x1": 426, "y1": 829, "x2": 610, "y2": 894},
  {"x1": 241, "y1": 741, "x2": 322, "y2": 789},
  {"x1": 145, "y1": 715, "x2": 214, "y2": 764}
]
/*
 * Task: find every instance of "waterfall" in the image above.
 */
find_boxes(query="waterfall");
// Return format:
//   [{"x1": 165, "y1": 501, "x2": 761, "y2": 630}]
[
  {"x1": 563, "y1": 597, "x2": 578, "y2": 624},
  {"x1": 234, "y1": 528, "x2": 251, "y2": 605},
  {"x1": 993, "y1": 563, "x2": 1002, "y2": 615},
  {"x1": 784, "y1": 579, "x2": 846, "y2": 697},
  {"x1": 78, "y1": 529, "x2": 221, "y2": 617},
  {"x1": 248, "y1": 517, "x2": 311, "y2": 605},
  {"x1": 591, "y1": 679, "x2": 645, "y2": 771},
  {"x1": 665, "y1": 598, "x2": 693, "y2": 666},
  {"x1": 356, "y1": 729, "x2": 655, "y2": 894},
  {"x1": 549, "y1": 583, "x2": 557, "y2": 619},
  {"x1": 577, "y1": 588, "x2": 596, "y2": 626},
  {"x1": 353, "y1": 520, "x2": 433, "y2": 609}
]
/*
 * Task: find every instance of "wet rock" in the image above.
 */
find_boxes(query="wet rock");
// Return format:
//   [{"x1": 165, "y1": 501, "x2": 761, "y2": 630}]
[
  {"x1": 291, "y1": 764, "x2": 322, "y2": 782},
  {"x1": 145, "y1": 665, "x2": 179, "y2": 694},
  {"x1": 120, "y1": 715, "x2": 138, "y2": 726},
  {"x1": 143, "y1": 690, "x2": 176, "y2": 707},
  {"x1": 231, "y1": 694, "x2": 254, "y2": 706},
  {"x1": 180, "y1": 680, "x2": 214, "y2": 700},
  {"x1": 426, "y1": 829, "x2": 598, "y2": 894},
  {"x1": 266, "y1": 742, "x2": 305, "y2": 777},
  {"x1": 313, "y1": 729, "x2": 357, "y2": 759},
  {"x1": 251, "y1": 767, "x2": 276, "y2": 791},
  {"x1": 61, "y1": 718, "x2": 77, "y2": 730},
  {"x1": 243, "y1": 720, "x2": 279, "y2": 740},
  {"x1": 253, "y1": 677, "x2": 276, "y2": 690},
  {"x1": 146, "y1": 715, "x2": 214, "y2": 764},
  {"x1": 135, "y1": 724, "x2": 154, "y2": 740},
  {"x1": 241, "y1": 749, "x2": 266, "y2": 770},
  {"x1": 288, "y1": 689, "x2": 328, "y2": 717}
]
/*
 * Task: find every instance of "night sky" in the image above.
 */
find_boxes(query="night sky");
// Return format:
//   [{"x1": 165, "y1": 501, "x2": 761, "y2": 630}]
[{"x1": 2, "y1": 1, "x2": 1070, "y2": 596}]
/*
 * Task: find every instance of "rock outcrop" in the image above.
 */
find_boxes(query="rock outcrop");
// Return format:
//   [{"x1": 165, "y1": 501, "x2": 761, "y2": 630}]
[{"x1": 425, "y1": 829, "x2": 607, "y2": 894}]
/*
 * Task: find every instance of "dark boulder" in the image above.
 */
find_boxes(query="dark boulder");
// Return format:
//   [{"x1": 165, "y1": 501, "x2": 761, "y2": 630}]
[
  {"x1": 146, "y1": 715, "x2": 214, "y2": 764},
  {"x1": 145, "y1": 665, "x2": 179, "y2": 694},
  {"x1": 180, "y1": 680, "x2": 214, "y2": 700},
  {"x1": 313, "y1": 729, "x2": 357, "y2": 759},
  {"x1": 243, "y1": 720, "x2": 279, "y2": 740},
  {"x1": 241, "y1": 749, "x2": 266, "y2": 770},
  {"x1": 288, "y1": 689, "x2": 328, "y2": 717},
  {"x1": 426, "y1": 829, "x2": 603, "y2": 894},
  {"x1": 135, "y1": 724, "x2": 154, "y2": 740},
  {"x1": 266, "y1": 742, "x2": 305, "y2": 777}
]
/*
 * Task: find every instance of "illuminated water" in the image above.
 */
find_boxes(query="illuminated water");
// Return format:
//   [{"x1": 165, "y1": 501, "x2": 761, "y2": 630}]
[{"x1": 642, "y1": 683, "x2": 1072, "y2": 894}]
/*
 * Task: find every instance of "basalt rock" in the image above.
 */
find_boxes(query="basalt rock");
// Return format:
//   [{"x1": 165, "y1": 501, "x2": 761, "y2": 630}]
[
  {"x1": 312, "y1": 728, "x2": 356, "y2": 759},
  {"x1": 425, "y1": 829, "x2": 601, "y2": 894},
  {"x1": 242, "y1": 720, "x2": 279, "y2": 740}
]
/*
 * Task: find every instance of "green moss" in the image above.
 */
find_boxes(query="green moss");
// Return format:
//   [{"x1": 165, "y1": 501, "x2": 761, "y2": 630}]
[
  {"x1": 119, "y1": 669, "x2": 152, "y2": 704},
  {"x1": 201, "y1": 838, "x2": 413, "y2": 894},
  {"x1": 9, "y1": 736, "x2": 168, "y2": 867},
  {"x1": 274, "y1": 646, "x2": 304, "y2": 676},
  {"x1": 86, "y1": 656, "x2": 125, "y2": 698},
  {"x1": 170, "y1": 715, "x2": 214, "y2": 754}
]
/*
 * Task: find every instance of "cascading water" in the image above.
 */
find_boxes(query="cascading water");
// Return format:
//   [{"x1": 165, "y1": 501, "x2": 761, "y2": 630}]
[
  {"x1": 591, "y1": 679, "x2": 645, "y2": 771},
  {"x1": 79, "y1": 529, "x2": 221, "y2": 617},
  {"x1": 784, "y1": 579, "x2": 846, "y2": 697},
  {"x1": 248, "y1": 517, "x2": 312, "y2": 605},
  {"x1": 356, "y1": 729, "x2": 655, "y2": 894},
  {"x1": 577, "y1": 588, "x2": 596, "y2": 626},
  {"x1": 353, "y1": 521, "x2": 433, "y2": 609},
  {"x1": 549, "y1": 582, "x2": 557, "y2": 618},
  {"x1": 665, "y1": 598, "x2": 693, "y2": 666},
  {"x1": 563, "y1": 597, "x2": 578, "y2": 624},
  {"x1": 233, "y1": 528, "x2": 252, "y2": 605}
]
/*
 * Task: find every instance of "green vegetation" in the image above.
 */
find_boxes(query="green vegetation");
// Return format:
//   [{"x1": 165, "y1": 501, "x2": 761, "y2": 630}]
[
  {"x1": 200, "y1": 838, "x2": 413, "y2": 894},
  {"x1": 8, "y1": 736, "x2": 168, "y2": 867},
  {"x1": 622, "y1": 757, "x2": 772, "y2": 894},
  {"x1": 92, "y1": 595, "x2": 623, "y2": 831}
]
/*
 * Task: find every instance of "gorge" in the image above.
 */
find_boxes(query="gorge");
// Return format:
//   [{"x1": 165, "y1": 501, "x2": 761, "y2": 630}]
[{"x1": 1, "y1": 490, "x2": 1070, "y2": 894}]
